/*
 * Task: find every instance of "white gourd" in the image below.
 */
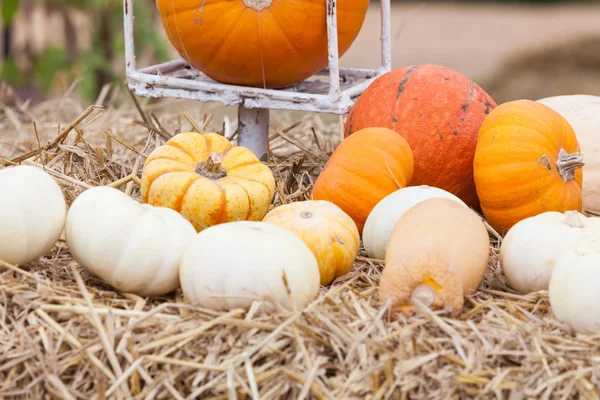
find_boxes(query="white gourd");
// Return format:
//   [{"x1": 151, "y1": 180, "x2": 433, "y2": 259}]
[
  {"x1": 363, "y1": 185, "x2": 467, "y2": 259},
  {"x1": 0, "y1": 165, "x2": 66, "y2": 265},
  {"x1": 179, "y1": 221, "x2": 320, "y2": 311},
  {"x1": 537, "y1": 95, "x2": 600, "y2": 213},
  {"x1": 65, "y1": 186, "x2": 196, "y2": 297},
  {"x1": 500, "y1": 211, "x2": 600, "y2": 294},
  {"x1": 549, "y1": 231, "x2": 600, "y2": 333}
]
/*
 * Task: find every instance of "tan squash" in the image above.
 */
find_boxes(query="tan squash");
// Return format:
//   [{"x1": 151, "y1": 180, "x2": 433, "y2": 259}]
[{"x1": 379, "y1": 198, "x2": 490, "y2": 317}]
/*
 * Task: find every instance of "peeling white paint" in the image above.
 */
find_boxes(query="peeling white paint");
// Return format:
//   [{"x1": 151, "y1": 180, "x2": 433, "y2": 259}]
[{"x1": 123, "y1": 0, "x2": 392, "y2": 154}]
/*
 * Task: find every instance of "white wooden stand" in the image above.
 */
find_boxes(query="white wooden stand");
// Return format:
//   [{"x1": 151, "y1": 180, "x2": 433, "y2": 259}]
[{"x1": 123, "y1": 0, "x2": 392, "y2": 156}]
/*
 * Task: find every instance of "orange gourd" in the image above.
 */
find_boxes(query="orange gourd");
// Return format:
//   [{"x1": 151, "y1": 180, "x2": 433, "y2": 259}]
[
  {"x1": 311, "y1": 127, "x2": 414, "y2": 234},
  {"x1": 141, "y1": 132, "x2": 276, "y2": 232},
  {"x1": 263, "y1": 200, "x2": 360, "y2": 286},
  {"x1": 473, "y1": 100, "x2": 584, "y2": 234},
  {"x1": 156, "y1": 0, "x2": 369, "y2": 89},
  {"x1": 344, "y1": 64, "x2": 497, "y2": 209}
]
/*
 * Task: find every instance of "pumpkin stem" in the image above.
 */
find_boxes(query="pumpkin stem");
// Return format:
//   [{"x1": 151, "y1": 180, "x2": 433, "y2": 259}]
[
  {"x1": 556, "y1": 148, "x2": 585, "y2": 182},
  {"x1": 243, "y1": 0, "x2": 272, "y2": 11},
  {"x1": 300, "y1": 211, "x2": 313, "y2": 219},
  {"x1": 410, "y1": 284, "x2": 435, "y2": 308},
  {"x1": 379, "y1": 252, "x2": 464, "y2": 317},
  {"x1": 196, "y1": 152, "x2": 227, "y2": 179},
  {"x1": 563, "y1": 211, "x2": 586, "y2": 228}
]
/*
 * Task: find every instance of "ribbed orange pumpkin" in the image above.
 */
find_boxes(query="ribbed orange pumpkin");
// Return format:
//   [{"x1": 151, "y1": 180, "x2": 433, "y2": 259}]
[
  {"x1": 141, "y1": 132, "x2": 276, "y2": 232},
  {"x1": 156, "y1": 0, "x2": 369, "y2": 88},
  {"x1": 344, "y1": 64, "x2": 496, "y2": 209},
  {"x1": 473, "y1": 100, "x2": 584, "y2": 234},
  {"x1": 311, "y1": 127, "x2": 414, "y2": 234}
]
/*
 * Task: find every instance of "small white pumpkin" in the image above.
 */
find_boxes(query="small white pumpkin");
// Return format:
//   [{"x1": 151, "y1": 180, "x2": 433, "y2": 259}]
[
  {"x1": 500, "y1": 211, "x2": 600, "y2": 294},
  {"x1": 65, "y1": 186, "x2": 196, "y2": 297},
  {"x1": 0, "y1": 165, "x2": 66, "y2": 265},
  {"x1": 179, "y1": 221, "x2": 320, "y2": 311},
  {"x1": 549, "y1": 231, "x2": 600, "y2": 333},
  {"x1": 363, "y1": 185, "x2": 467, "y2": 259},
  {"x1": 537, "y1": 95, "x2": 600, "y2": 213}
]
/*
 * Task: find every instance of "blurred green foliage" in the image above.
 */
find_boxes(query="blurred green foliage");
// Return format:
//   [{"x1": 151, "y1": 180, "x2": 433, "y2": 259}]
[
  {"x1": 1, "y1": 0, "x2": 598, "y2": 101},
  {"x1": 1, "y1": 0, "x2": 170, "y2": 101}
]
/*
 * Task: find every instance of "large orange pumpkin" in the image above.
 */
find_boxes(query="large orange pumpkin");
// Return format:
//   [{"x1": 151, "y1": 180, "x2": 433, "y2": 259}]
[
  {"x1": 156, "y1": 0, "x2": 369, "y2": 89},
  {"x1": 311, "y1": 127, "x2": 414, "y2": 234},
  {"x1": 473, "y1": 100, "x2": 584, "y2": 234},
  {"x1": 344, "y1": 64, "x2": 496, "y2": 209}
]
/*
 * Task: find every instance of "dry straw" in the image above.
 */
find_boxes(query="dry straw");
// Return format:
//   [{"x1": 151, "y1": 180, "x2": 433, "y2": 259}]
[{"x1": 1, "y1": 88, "x2": 599, "y2": 399}]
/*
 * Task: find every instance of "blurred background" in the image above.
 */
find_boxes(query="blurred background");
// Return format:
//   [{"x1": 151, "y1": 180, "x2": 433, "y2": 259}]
[{"x1": 1, "y1": 0, "x2": 599, "y2": 107}]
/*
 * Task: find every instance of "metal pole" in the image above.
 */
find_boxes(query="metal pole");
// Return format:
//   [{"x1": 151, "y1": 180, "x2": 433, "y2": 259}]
[
  {"x1": 326, "y1": 0, "x2": 341, "y2": 101},
  {"x1": 123, "y1": 0, "x2": 136, "y2": 74},
  {"x1": 237, "y1": 105, "x2": 270, "y2": 162},
  {"x1": 380, "y1": 0, "x2": 393, "y2": 72}
]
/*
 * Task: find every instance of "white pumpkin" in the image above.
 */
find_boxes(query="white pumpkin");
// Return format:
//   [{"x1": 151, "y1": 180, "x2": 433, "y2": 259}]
[
  {"x1": 65, "y1": 186, "x2": 196, "y2": 297},
  {"x1": 500, "y1": 211, "x2": 600, "y2": 294},
  {"x1": 0, "y1": 165, "x2": 66, "y2": 266},
  {"x1": 537, "y1": 95, "x2": 600, "y2": 213},
  {"x1": 179, "y1": 221, "x2": 320, "y2": 311},
  {"x1": 363, "y1": 185, "x2": 467, "y2": 259},
  {"x1": 549, "y1": 231, "x2": 600, "y2": 333}
]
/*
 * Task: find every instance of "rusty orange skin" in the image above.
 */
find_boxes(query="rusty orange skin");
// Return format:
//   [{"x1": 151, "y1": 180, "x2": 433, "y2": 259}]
[
  {"x1": 263, "y1": 200, "x2": 360, "y2": 286},
  {"x1": 141, "y1": 132, "x2": 275, "y2": 232},
  {"x1": 310, "y1": 127, "x2": 414, "y2": 234},
  {"x1": 156, "y1": 0, "x2": 369, "y2": 88},
  {"x1": 344, "y1": 64, "x2": 497, "y2": 209},
  {"x1": 473, "y1": 100, "x2": 584, "y2": 235}
]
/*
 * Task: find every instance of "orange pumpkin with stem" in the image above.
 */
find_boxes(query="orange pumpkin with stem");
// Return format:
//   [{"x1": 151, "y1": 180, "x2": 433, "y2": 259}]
[
  {"x1": 141, "y1": 132, "x2": 276, "y2": 232},
  {"x1": 473, "y1": 100, "x2": 584, "y2": 234},
  {"x1": 156, "y1": 0, "x2": 369, "y2": 89},
  {"x1": 311, "y1": 127, "x2": 414, "y2": 234}
]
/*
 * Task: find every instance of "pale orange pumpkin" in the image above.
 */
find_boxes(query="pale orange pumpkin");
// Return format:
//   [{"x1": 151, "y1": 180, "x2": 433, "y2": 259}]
[
  {"x1": 379, "y1": 198, "x2": 490, "y2": 317},
  {"x1": 311, "y1": 127, "x2": 414, "y2": 234},
  {"x1": 263, "y1": 200, "x2": 360, "y2": 286},
  {"x1": 155, "y1": 0, "x2": 369, "y2": 88},
  {"x1": 473, "y1": 100, "x2": 584, "y2": 234},
  {"x1": 141, "y1": 132, "x2": 276, "y2": 231}
]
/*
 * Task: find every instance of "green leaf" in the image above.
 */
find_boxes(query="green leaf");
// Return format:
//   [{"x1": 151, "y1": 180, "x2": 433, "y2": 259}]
[
  {"x1": 32, "y1": 47, "x2": 69, "y2": 92},
  {"x1": 0, "y1": 57, "x2": 26, "y2": 87},
  {"x1": 90, "y1": 0, "x2": 110, "y2": 9},
  {"x1": 1, "y1": 0, "x2": 20, "y2": 24}
]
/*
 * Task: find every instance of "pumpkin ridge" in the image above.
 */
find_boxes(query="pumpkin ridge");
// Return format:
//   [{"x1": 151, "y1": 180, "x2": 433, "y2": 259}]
[
  {"x1": 212, "y1": 181, "x2": 228, "y2": 225},
  {"x1": 338, "y1": 142, "x2": 409, "y2": 186},
  {"x1": 479, "y1": 124, "x2": 559, "y2": 155},
  {"x1": 225, "y1": 159, "x2": 260, "y2": 171},
  {"x1": 145, "y1": 156, "x2": 193, "y2": 168},
  {"x1": 266, "y1": 11, "x2": 310, "y2": 63},
  {"x1": 202, "y1": 10, "x2": 254, "y2": 73},
  {"x1": 173, "y1": 176, "x2": 201, "y2": 213},
  {"x1": 236, "y1": 183, "x2": 254, "y2": 221},
  {"x1": 167, "y1": 141, "x2": 200, "y2": 163},
  {"x1": 143, "y1": 170, "x2": 183, "y2": 202},
  {"x1": 327, "y1": 214, "x2": 360, "y2": 240},
  {"x1": 228, "y1": 174, "x2": 273, "y2": 197}
]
